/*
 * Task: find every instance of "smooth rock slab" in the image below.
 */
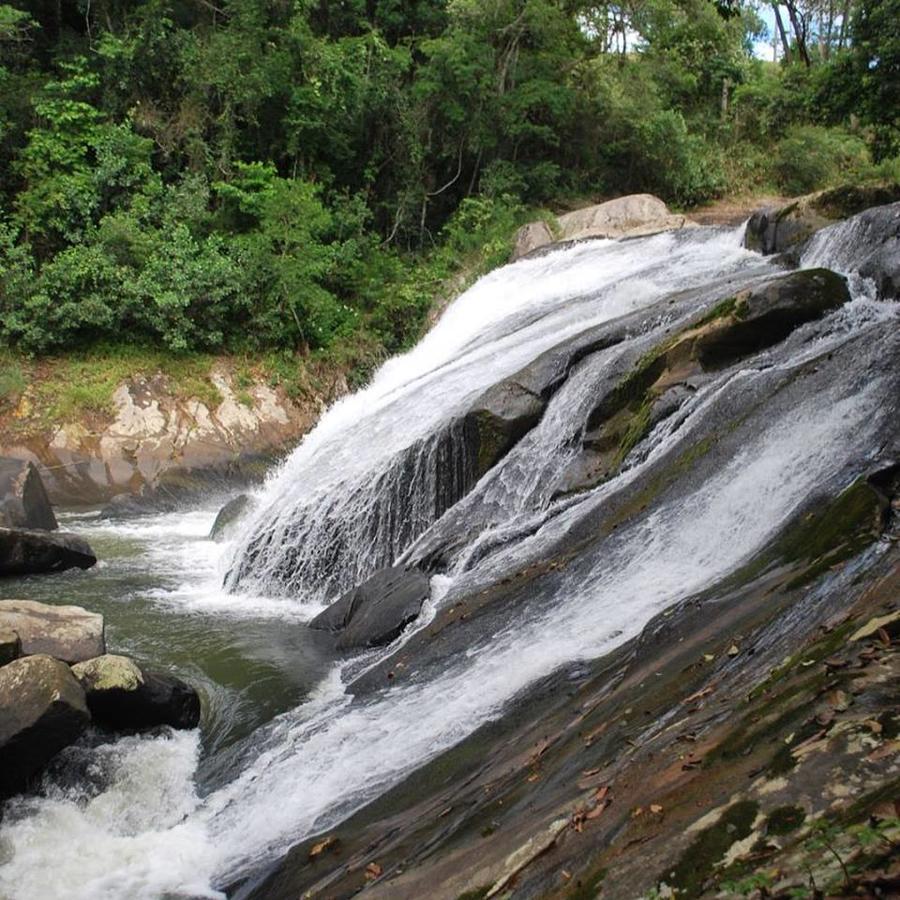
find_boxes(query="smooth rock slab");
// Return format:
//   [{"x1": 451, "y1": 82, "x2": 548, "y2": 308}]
[
  {"x1": 0, "y1": 654, "x2": 90, "y2": 798},
  {"x1": 72, "y1": 655, "x2": 201, "y2": 730},
  {"x1": 0, "y1": 599, "x2": 105, "y2": 664},
  {"x1": 0, "y1": 457, "x2": 58, "y2": 531},
  {"x1": 0, "y1": 527, "x2": 97, "y2": 575}
]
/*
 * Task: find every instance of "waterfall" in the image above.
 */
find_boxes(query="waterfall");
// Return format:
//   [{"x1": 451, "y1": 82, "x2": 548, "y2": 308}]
[{"x1": 1, "y1": 213, "x2": 897, "y2": 900}]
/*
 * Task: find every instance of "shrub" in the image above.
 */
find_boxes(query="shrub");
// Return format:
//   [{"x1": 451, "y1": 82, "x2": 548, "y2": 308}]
[{"x1": 774, "y1": 126, "x2": 872, "y2": 195}]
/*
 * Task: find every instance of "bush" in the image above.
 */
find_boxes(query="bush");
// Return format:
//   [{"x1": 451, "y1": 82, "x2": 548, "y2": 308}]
[{"x1": 774, "y1": 126, "x2": 872, "y2": 195}]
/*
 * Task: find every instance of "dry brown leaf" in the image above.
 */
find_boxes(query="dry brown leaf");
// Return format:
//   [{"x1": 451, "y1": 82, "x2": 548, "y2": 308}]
[
  {"x1": 308, "y1": 836, "x2": 338, "y2": 860},
  {"x1": 365, "y1": 862, "x2": 382, "y2": 881}
]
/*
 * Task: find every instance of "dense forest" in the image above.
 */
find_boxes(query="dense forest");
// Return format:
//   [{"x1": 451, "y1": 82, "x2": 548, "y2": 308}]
[{"x1": 0, "y1": 0, "x2": 897, "y2": 363}]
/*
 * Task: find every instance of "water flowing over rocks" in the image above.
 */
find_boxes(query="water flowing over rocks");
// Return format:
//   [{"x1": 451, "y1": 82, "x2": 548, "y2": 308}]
[
  {"x1": 744, "y1": 181, "x2": 900, "y2": 259},
  {"x1": 511, "y1": 193, "x2": 694, "y2": 260},
  {"x1": 0, "y1": 601, "x2": 201, "y2": 802},
  {"x1": 3, "y1": 199, "x2": 900, "y2": 900}
]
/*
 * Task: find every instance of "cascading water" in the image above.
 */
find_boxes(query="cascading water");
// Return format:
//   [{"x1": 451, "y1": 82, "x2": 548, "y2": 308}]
[{"x1": 1, "y1": 215, "x2": 897, "y2": 900}]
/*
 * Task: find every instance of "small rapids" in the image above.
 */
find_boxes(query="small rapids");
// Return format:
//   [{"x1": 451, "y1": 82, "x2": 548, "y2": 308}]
[{"x1": 1, "y1": 218, "x2": 898, "y2": 900}]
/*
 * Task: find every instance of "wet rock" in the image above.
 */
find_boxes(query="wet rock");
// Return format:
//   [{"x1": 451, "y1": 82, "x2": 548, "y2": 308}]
[
  {"x1": 310, "y1": 566, "x2": 430, "y2": 651},
  {"x1": 0, "y1": 626, "x2": 21, "y2": 667},
  {"x1": 0, "y1": 600, "x2": 105, "y2": 664},
  {"x1": 0, "y1": 457, "x2": 57, "y2": 531},
  {"x1": 0, "y1": 527, "x2": 97, "y2": 576},
  {"x1": 694, "y1": 268, "x2": 849, "y2": 369},
  {"x1": 71, "y1": 654, "x2": 200, "y2": 730},
  {"x1": 464, "y1": 382, "x2": 545, "y2": 477},
  {"x1": 210, "y1": 493, "x2": 254, "y2": 541},
  {"x1": 744, "y1": 182, "x2": 900, "y2": 256},
  {"x1": 0, "y1": 654, "x2": 90, "y2": 798},
  {"x1": 847, "y1": 202, "x2": 900, "y2": 300}
]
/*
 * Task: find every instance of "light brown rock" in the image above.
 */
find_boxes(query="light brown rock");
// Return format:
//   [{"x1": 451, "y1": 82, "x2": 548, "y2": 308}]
[
  {"x1": 556, "y1": 194, "x2": 690, "y2": 242},
  {"x1": 0, "y1": 599, "x2": 105, "y2": 664}
]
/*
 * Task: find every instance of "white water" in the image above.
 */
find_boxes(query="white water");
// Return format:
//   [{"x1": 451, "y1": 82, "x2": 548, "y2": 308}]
[
  {"x1": 228, "y1": 227, "x2": 768, "y2": 599},
  {"x1": 1, "y1": 223, "x2": 895, "y2": 900}
]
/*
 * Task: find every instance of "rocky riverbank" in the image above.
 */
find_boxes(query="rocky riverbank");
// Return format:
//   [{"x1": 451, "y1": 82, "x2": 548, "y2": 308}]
[{"x1": 0, "y1": 599, "x2": 200, "y2": 801}]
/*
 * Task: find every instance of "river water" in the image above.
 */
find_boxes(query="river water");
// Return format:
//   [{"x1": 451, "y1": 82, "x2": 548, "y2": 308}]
[{"x1": 0, "y1": 221, "x2": 896, "y2": 899}]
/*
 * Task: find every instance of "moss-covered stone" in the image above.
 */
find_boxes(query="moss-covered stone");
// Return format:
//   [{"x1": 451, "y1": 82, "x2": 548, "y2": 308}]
[
  {"x1": 766, "y1": 805, "x2": 806, "y2": 836},
  {"x1": 666, "y1": 800, "x2": 759, "y2": 898}
]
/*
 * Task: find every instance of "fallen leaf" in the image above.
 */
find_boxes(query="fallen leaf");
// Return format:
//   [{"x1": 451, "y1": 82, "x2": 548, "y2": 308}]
[
  {"x1": 365, "y1": 862, "x2": 382, "y2": 881},
  {"x1": 684, "y1": 686, "x2": 714, "y2": 704},
  {"x1": 308, "y1": 836, "x2": 339, "y2": 860},
  {"x1": 727, "y1": 645, "x2": 739, "y2": 657},
  {"x1": 650, "y1": 804, "x2": 663, "y2": 814},
  {"x1": 849, "y1": 611, "x2": 900, "y2": 642}
]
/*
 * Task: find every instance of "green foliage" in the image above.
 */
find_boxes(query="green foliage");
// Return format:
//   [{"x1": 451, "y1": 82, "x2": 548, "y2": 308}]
[
  {"x1": 774, "y1": 126, "x2": 872, "y2": 195},
  {"x1": 0, "y1": 0, "x2": 892, "y2": 363}
]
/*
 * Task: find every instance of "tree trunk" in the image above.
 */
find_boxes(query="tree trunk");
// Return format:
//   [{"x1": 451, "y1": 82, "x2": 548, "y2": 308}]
[{"x1": 773, "y1": 5, "x2": 793, "y2": 62}]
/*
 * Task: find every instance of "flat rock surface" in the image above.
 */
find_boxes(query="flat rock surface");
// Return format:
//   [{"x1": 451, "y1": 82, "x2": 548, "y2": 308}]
[{"x1": 0, "y1": 599, "x2": 105, "y2": 664}]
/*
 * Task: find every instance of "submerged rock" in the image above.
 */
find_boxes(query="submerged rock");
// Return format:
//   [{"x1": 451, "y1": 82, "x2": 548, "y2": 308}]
[
  {"x1": 0, "y1": 599, "x2": 105, "y2": 664},
  {"x1": 0, "y1": 457, "x2": 58, "y2": 531},
  {"x1": 311, "y1": 566, "x2": 430, "y2": 651},
  {"x1": 0, "y1": 527, "x2": 97, "y2": 576},
  {"x1": 210, "y1": 493, "x2": 254, "y2": 541},
  {"x1": 0, "y1": 654, "x2": 90, "y2": 798},
  {"x1": 71, "y1": 654, "x2": 200, "y2": 730}
]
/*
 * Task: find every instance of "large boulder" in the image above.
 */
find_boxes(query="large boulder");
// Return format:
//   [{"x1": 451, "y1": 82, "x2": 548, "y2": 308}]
[
  {"x1": 71, "y1": 654, "x2": 201, "y2": 730},
  {"x1": 0, "y1": 457, "x2": 57, "y2": 531},
  {"x1": 511, "y1": 194, "x2": 692, "y2": 261},
  {"x1": 744, "y1": 182, "x2": 900, "y2": 257},
  {"x1": 0, "y1": 654, "x2": 90, "y2": 798},
  {"x1": 209, "y1": 493, "x2": 254, "y2": 541},
  {"x1": 311, "y1": 566, "x2": 430, "y2": 651},
  {"x1": 0, "y1": 527, "x2": 97, "y2": 576},
  {"x1": 693, "y1": 268, "x2": 850, "y2": 369},
  {"x1": 0, "y1": 599, "x2": 105, "y2": 664},
  {"x1": 557, "y1": 194, "x2": 690, "y2": 242},
  {"x1": 846, "y1": 202, "x2": 900, "y2": 300},
  {"x1": 463, "y1": 382, "x2": 545, "y2": 478}
]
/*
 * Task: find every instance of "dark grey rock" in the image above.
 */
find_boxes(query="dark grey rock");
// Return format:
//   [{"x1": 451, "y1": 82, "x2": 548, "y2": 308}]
[
  {"x1": 695, "y1": 268, "x2": 849, "y2": 369},
  {"x1": 0, "y1": 457, "x2": 57, "y2": 531},
  {"x1": 210, "y1": 494, "x2": 254, "y2": 541},
  {"x1": 0, "y1": 654, "x2": 90, "y2": 798},
  {"x1": 310, "y1": 566, "x2": 430, "y2": 651},
  {"x1": 0, "y1": 528, "x2": 97, "y2": 576},
  {"x1": 71, "y1": 654, "x2": 201, "y2": 730}
]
